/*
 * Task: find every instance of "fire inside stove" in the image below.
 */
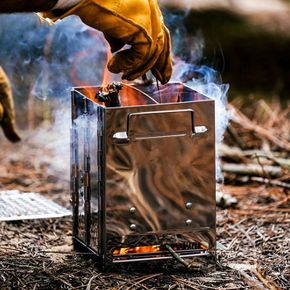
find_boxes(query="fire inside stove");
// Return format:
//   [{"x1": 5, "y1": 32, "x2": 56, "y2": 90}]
[
  {"x1": 113, "y1": 245, "x2": 161, "y2": 256},
  {"x1": 113, "y1": 242, "x2": 208, "y2": 256},
  {"x1": 71, "y1": 82, "x2": 216, "y2": 269}
]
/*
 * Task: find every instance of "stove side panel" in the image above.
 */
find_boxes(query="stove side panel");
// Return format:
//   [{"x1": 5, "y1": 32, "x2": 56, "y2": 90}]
[{"x1": 104, "y1": 101, "x2": 215, "y2": 264}]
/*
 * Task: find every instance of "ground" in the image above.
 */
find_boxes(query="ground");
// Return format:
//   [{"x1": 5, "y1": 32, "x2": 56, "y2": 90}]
[{"x1": 0, "y1": 100, "x2": 289, "y2": 289}]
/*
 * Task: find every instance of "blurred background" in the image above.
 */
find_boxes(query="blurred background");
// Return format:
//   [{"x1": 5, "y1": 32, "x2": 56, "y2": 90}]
[
  {"x1": 0, "y1": 0, "x2": 289, "y2": 131},
  {"x1": 162, "y1": 0, "x2": 290, "y2": 103}
]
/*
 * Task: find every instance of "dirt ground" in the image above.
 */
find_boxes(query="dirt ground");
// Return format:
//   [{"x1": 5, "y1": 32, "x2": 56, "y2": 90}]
[{"x1": 0, "y1": 100, "x2": 289, "y2": 289}]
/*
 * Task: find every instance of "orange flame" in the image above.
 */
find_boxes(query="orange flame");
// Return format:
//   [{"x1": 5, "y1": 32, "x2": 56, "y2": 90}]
[
  {"x1": 102, "y1": 42, "x2": 112, "y2": 87},
  {"x1": 113, "y1": 245, "x2": 161, "y2": 256},
  {"x1": 113, "y1": 241, "x2": 209, "y2": 256}
]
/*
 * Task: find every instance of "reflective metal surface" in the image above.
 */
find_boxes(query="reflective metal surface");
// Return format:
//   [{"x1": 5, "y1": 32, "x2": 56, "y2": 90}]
[{"x1": 71, "y1": 82, "x2": 216, "y2": 269}]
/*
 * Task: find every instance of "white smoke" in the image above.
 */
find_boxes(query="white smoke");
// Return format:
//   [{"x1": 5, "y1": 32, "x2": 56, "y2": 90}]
[
  {"x1": 165, "y1": 8, "x2": 230, "y2": 181},
  {"x1": 172, "y1": 61, "x2": 229, "y2": 181},
  {"x1": 0, "y1": 13, "x2": 110, "y2": 180},
  {"x1": 0, "y1": 14, "x2": 109, "y2": 100},
  {"x1": 0, "y1": 10, "x2": 229, "y2": 182}
]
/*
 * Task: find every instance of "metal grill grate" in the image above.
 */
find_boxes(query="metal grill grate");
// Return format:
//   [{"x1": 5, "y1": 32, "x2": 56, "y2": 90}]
[{"x1": 0, "y1": 190, "x2": 71, "y2": 222}]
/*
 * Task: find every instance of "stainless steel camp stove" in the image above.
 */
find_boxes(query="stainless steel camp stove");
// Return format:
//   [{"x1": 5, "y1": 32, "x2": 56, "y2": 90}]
[{"x1": 70, "y1": 82, "x2": 216, "y2": 269}]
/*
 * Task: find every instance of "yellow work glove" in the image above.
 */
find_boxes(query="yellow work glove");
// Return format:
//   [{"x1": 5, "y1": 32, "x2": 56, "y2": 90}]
[
  {"x1": 0, "y1": 66, "x2": 21, "y2": 143},
  {"x1": 44, "y1": 0, "x2": 172, "y2": 84}
]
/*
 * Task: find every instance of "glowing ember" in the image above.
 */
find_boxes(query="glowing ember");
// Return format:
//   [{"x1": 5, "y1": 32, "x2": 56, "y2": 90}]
[
  {"x1": 113, "y1": 245, "x2": 161, "y2": 256},
  {"x1": 113, "y1": 242, "x2": 208, "y2": 256}
]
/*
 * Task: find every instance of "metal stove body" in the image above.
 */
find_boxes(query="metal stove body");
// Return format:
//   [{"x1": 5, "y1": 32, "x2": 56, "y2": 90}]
[{"x1": 71, "y1": 82, "x2": 216, "y2": 269}]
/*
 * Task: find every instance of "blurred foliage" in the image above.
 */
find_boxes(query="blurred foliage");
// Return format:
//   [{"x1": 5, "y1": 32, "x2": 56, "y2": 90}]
[{"x1": 164, "y1": 7, "x2": 290, "y2": 104}]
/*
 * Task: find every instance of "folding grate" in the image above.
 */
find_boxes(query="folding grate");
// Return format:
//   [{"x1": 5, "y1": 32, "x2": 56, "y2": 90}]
[{"x1": 0, "y1": 190, "x2": 71, "y2": 222}]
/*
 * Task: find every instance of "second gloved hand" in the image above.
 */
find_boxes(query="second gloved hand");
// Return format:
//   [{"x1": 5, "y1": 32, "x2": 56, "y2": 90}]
[
  {"x1": 0, "y1": 66, "x2": 21, "y2": 143},
  {"x1": 44, "y1": 0, "x2": 172, "y2": 84}
]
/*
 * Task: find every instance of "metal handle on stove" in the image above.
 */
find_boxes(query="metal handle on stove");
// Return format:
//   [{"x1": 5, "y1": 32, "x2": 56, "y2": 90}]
[{"x1": 113, "y1": 109, "x2": 208, "y2": 144}]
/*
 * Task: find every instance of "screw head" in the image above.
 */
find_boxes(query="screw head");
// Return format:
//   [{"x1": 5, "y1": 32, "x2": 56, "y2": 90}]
[
  {"x1": 130, "y1": 224, "x2": 137, "y2": 231},
  {"x1": 185, "y1": 202, "x2": 193, "y2": 209},
  {"x1": 129, "y1": 207, "x2": 136, "y2": 214},
  {"x1": 186, "y1": 219, "x2": 192, "y2": 226}
]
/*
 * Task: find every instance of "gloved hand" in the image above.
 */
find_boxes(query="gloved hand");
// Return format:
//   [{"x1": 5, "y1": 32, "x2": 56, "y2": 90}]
[
  {"x1": 0, "y1": 67, "x2": 21, "y2": 142},
  {"x1": 44, "y1": 0, "x2": 172, "y2": 84}
]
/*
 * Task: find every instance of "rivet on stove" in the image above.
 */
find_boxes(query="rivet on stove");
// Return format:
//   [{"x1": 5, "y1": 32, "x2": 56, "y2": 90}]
[
  {"x1": 129, "y1": 207, "x2": 136, "y2": 214},
  {"x1": 185, "y1": 202, "x2": 193, "y2": 209},
  {"x1": 130, "y1": 224, "x2": 137, "y2": 231},
  {"x1": 186, "y1": 219, "x2": 192, "y2": 226}
]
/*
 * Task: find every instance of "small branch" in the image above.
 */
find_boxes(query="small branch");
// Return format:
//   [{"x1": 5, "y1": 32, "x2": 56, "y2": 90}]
[
  {"x1": 227, "y1": 125, "x2": 246, "y2": 150},
  {"x1": 251, "y1": 177, "x2": 290, "y2": 189},
  {"x1": 165, "y1": 245, "x2": 190, "y2": 268},
  {"x1": 228, "y1": 104, "x2": 290, "y2": 151},
  {"x1": 125, "y1": 274, "x2": 161, "y2": 290},
  {"x1": 222, "y1": 163, "x2": 283, "y2": 178}
]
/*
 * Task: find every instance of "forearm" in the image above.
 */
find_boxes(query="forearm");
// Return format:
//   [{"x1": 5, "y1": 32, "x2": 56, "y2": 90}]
[{"x1": 0, "y1": 0, "x2": 57, "y2": 13}]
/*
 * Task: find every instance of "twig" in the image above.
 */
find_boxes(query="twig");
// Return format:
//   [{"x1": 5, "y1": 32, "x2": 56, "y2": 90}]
[
  {"x1": 251, "y1": 177, "x2": 290, "y2": 189},
  {"x1": 86, "y1": 274, "x2": 101, "y2": 290},
  {"x1": 165, "y1": 245, "x2": 190, "y2": 268},
  {"x1": 125, "y1": 274, "x2": 161, "y2": 290},
  {"x1": 172, "y1": 276, "x2": 225, "y2": 290},
  {"x1": 254, "y1": 153, "x2": 271, "y2": 180},
  {"x1": 255, "y1": 264, "x2": 282, "y2": 290},
  {"x1": 227, "y1": 125, "x2": 247, "y2": 150},
  {"x1": 171, "y1": 276, "x2": 199, "y2": 290},
  {"x1": 45, "y1": 270, "x2": 73, "y2": 288},
  {"x1": 229, "y1": 104, "x2": 290, "y2": 151},
  {"x1": 229, "y1": 224, "x2": 255, "y2": 247},
  {"x1": 223, "y1": 163, "x2": 283, "y2": 178},
  {"x1": 231, "y1": 207, "x2": 290, "y2": 213},
  {"x1": 228, "y1": 263, "x2": 267, "y2": 290}
]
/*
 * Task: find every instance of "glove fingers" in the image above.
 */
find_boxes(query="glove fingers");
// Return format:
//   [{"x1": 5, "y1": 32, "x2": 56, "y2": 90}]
[
  {"x1": 1, "y1": 120, "x2": 21, "y2": 142},
  {"x1": 107, "y1": 45, "x2": 148, "y2": 76},
  {"x1": 0, "y1": 103, "x2": 3, "y2": 122},
  {"x1": 104, "y1": 33, "x2": 126, "y2": 53},
  {"x1": 108, "y1": 29, "x2": 172, "y2": 83},
  {"x1": 0, "y1": 67, "x2": 21, "y2": 143},
  {"x1": 151, "y1": 26, "x2": 172, "y2": 84},
  {"x1": 0, "y1": 101, "x2": 21, "y2": 142},
  {"x1": 108, "y1": 33, "x2": 164, "y2": 81}
]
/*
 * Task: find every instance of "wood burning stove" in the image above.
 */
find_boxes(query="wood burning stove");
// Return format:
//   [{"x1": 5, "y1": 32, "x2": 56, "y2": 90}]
[{"x1": 71, "y1": 82, "x2": 216, "y2": 269}]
